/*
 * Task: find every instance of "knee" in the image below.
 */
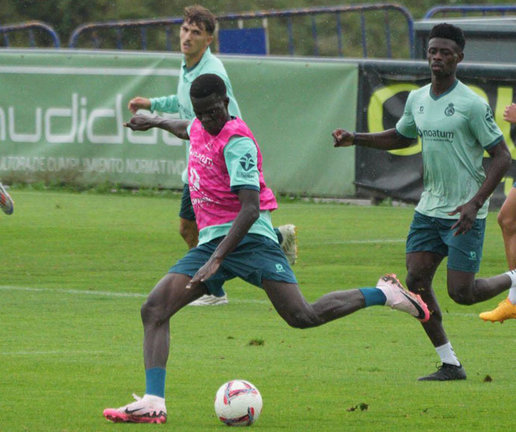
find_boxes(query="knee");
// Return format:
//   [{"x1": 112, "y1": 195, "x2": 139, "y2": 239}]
[
  {"x1": 141, "y1": 299, "x2": 166, "y2": 326},
  {"x1": 283, "y1": 310, "x2": 320, "y2": 329},
  {"x1": 498, "y1": 210, "x2": 516, "y2": 234},
  {"x1": 406, "y1": 270, "x2": 431, "y2": 294},
  {"x1": 448, "y1": 288, "x2": 475, "y2": 305}
]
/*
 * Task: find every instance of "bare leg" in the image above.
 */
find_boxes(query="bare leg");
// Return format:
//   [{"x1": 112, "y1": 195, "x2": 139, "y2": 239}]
[
  {"x1": 262, "y1": 280, "x2": 365, "y2": 328},
  {"x1": 447, "y1": 270, "x2": 511, "y2": 305},
  {"x1": 406, "y1": 252, "x2": 447, "y2": 347},
  {"x1": 179, "y1": 217, "x2": 198, "y2": 250},
  {"x1": 140, "y1": 273, "x2": 207, "y2": 369},
  {"x1": 478, "y1": 188, "x2": 516, "y2": 321},
  {"x1": 498, "y1": 187, "x2": 516, "y2": 269}
]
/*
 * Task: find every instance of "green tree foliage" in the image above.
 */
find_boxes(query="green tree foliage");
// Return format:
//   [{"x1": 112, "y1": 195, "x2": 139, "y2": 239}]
[{"x1": 1, "y1": 0, "x2": 515, "y2": 54}]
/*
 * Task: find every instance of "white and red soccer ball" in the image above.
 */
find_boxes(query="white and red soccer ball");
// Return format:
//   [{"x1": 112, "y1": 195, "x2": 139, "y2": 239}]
[{"x1": 214, "y1": 379, "x2": 263, "y2": 426}]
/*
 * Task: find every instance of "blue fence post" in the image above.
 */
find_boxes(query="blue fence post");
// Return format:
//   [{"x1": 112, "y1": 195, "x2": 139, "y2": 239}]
[
  {"x1": 383, "y1": 11, "x2": 392, "y2": 59},
  {"x1": 360, "y1": 12, "x2": 367, "y2": 58},
  {"x1": 287, "y1": 16, "x2": 294, "y2": 56},
  {"x1": 311, "y1": 15, "x2": 319, "y2": 56},
  {"x1": 336, "y1": 12, "x2": 343, "y2": 57}
]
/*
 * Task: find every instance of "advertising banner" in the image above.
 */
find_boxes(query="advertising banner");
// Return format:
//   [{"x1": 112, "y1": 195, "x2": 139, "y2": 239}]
[
  {"x1": 0, "y1": 50, "x2": 358, "y2": 196},
  {"x1": 0, "y1": 50, "x2": 186, "y2": 188},
  {"x1": 356, "y1": 60, "x2": 516, "y2": 207}
]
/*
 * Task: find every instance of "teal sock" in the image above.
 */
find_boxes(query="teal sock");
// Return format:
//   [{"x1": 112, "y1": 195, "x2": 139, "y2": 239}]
[
  {"x1": 145, "y1": 367, "x2": 166, "y2": 398},
  {"x1": 359, "y1": 287, "x2": 387, "y2": 307}
]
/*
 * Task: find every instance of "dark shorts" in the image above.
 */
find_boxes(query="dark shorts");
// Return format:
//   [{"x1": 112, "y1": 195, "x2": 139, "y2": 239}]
[
  {"x1": 406, "y1": 211, "x2": 486, "y2": 273},
  {"x1": 179, "y1": 183, "x2": 196, "y2": 221},
  {"x1": 169, "y1": 234, "x2": 298, "y2": 297}
]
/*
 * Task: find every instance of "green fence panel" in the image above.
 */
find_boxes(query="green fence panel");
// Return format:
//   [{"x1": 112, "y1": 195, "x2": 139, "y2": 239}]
[{"x1": 0, "y1": 50, "x2": 358, "y2": 196}]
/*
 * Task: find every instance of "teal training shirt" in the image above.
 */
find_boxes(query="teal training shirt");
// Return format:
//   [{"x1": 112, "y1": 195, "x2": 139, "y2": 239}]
[
  {"x1": 149, "y1": 47, "x2": 242, "y2": 184},
  {"x1": 396, "y1": 80, "x2": 503, "y2": 219}
]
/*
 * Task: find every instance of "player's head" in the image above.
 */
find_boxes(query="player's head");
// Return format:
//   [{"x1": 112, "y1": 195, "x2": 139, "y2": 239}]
[
  {"x1": 429, "y1": 23, "x2": 465, "y2": 52},
  {"x1": 427, "y1": 23, "x2": 465, "y2": 76},
  {"x1": 190, "y1": 74, "x2": 230, "y2": 136},
  {"x1": 183, "y1": 5, "x2": 216, "y2": 35},
  {"x1": 180, "y1": 5, "x2": 216, "y2": 60}
]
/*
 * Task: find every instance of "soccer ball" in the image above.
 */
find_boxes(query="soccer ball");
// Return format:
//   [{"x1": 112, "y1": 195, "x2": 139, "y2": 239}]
[{"x1": 214, "y1": 379, "x2": 263, "y2": 426}]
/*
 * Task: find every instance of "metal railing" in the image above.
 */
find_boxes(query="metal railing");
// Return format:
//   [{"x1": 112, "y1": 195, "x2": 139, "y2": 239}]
[
  {"x1": 0, "y1": 20, "x2": 60, "y2": 48},
  {"x1": 424, "y1": 5, "x2": 516, "y2": 19},
  {"x1": 68, "y1": 4, "x2": 414, "y2": 59},
  {"x1": 69, "y1": 17, "x2": 182, "y2": 51}
]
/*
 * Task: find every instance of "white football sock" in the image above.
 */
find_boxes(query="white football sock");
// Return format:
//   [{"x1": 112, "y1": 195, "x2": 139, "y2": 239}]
[
  {"x1": 435, "y1": 342, "x2": 460, "y2": 366},
  {"x1": 508, "y1": 288, "x2": 516, "y2": 304},
  {"x1": 504, "y1": 270, "x2": 516, "y2": 304}
]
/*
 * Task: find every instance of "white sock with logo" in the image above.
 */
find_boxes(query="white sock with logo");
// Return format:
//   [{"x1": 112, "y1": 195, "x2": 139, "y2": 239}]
[
  {"x1": 504, "y1": 270, "x2": 516, "y2": 304},
  {"x1": 435, "y1": 342, "x2": 460, "y2": 366}
]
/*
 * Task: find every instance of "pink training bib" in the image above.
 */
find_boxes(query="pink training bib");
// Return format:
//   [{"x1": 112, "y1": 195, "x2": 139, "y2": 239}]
[{"x1": 188, "y1": 117, "x2": 277, "y2": 230}]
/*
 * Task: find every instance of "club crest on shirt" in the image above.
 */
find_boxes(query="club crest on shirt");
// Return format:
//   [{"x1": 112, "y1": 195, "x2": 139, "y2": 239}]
[
  {"x1": 444, "y1": 103, "x2": 455, "y2": 117},
  {"x1": 485, "y1": 106, "x2": 495, "y2": 123},
  {"x1": 239, "y1": 153, "x2": 256, "y2": 171}
]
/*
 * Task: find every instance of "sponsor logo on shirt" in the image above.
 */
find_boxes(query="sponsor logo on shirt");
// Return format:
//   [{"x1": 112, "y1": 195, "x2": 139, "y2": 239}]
[
  {"x1": 275, "y1": 264, "x2": 285, "y2": 273},
  {"x1": 190, "y1": 149, "x2": 213, "y2": 167},
  {"x1": 189, "y1": 168, "x2": 200, "y2": 190},
  {"x1": 239, "y1": 153, "x2": 256, "y2": 171},
  {"x1": 417, "y1": 128, "x2": 455, "y2": 141}
]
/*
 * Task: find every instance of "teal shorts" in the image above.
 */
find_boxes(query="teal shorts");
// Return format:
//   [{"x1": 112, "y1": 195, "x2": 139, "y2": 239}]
[
  {"x1": 179, "y1": 184, "x2": 195, "y2": 221},
  {"x1": 169, "y1": 234, "x2": 297, "y2": 296},
  {"x1": 406, "y1": 211, "x2": 485, "y2": 273}
]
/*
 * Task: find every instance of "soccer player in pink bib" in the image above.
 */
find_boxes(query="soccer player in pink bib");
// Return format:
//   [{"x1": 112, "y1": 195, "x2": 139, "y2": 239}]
[{"x1": 102, "y1": 73, "x2": 429, "y2": 424}]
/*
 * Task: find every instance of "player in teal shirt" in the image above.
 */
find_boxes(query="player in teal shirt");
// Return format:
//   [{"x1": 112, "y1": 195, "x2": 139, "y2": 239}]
[
  {"x1": 332, "y1": 23, "x2": 514, "y2": 381},
  {"x1": 397, "y1": 79, "x2": 503, "y2": 219},
  {"x1": 128, "y1": 5, "x2": 241, "y2": 251},
  {"x1": 127, "y1": 6, "x2": 297, "y2": 306}
]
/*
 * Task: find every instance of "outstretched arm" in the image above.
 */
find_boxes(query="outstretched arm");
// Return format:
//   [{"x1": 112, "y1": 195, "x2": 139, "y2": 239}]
[
  {"x1": 124, "y1": 113, "x2": 189, "y2": 140},
  {"x1": 332, "y1": 128, "x2": 416, "y2": 150},
  {"x1": 449, "y1": 140, "x2": 512, "y2": 235},
  {"x1": 187, "y1": 189, "x2": 260, "y2": 289}
]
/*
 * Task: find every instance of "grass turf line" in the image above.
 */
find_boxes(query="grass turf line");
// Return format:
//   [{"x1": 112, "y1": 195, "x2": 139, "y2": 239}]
[{"x1": 1, "y1": 190, "x2": 514, "y2": 431}]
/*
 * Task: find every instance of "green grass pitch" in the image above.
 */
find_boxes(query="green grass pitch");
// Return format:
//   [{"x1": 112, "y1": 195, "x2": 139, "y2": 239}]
[{"x1": 1, "y1": 190, "x2": 514, "y2": 431}]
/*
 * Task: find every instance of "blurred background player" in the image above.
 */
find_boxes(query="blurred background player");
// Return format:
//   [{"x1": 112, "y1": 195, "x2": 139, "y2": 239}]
[
  {"x1": 0, "y1": 182, "x2": 14, "y2": 215},
  {"x1": 332, "y1": 23, "x2": 514, "y2": 381},
  {"x1": 480, "y1": 102, "x2": 516, "y2": 322},
  {"x1": 127, "y1": 5, "x2": 297, "y2": 306},
  {"x1": 102, "y1": 73, "x2": 429, "y2": 424}
]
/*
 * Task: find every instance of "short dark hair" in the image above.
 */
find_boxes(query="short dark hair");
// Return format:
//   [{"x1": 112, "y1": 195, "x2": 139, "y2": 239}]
[
  {"x1": 429, "y1": 23, "x2": 465, "y2": 51},
  {"x1": 184, "y1": 5, "x2": 216, "y2": 34},
  {"x1": 190, "y1": 74, "x2": 227, "y2": 99}
]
